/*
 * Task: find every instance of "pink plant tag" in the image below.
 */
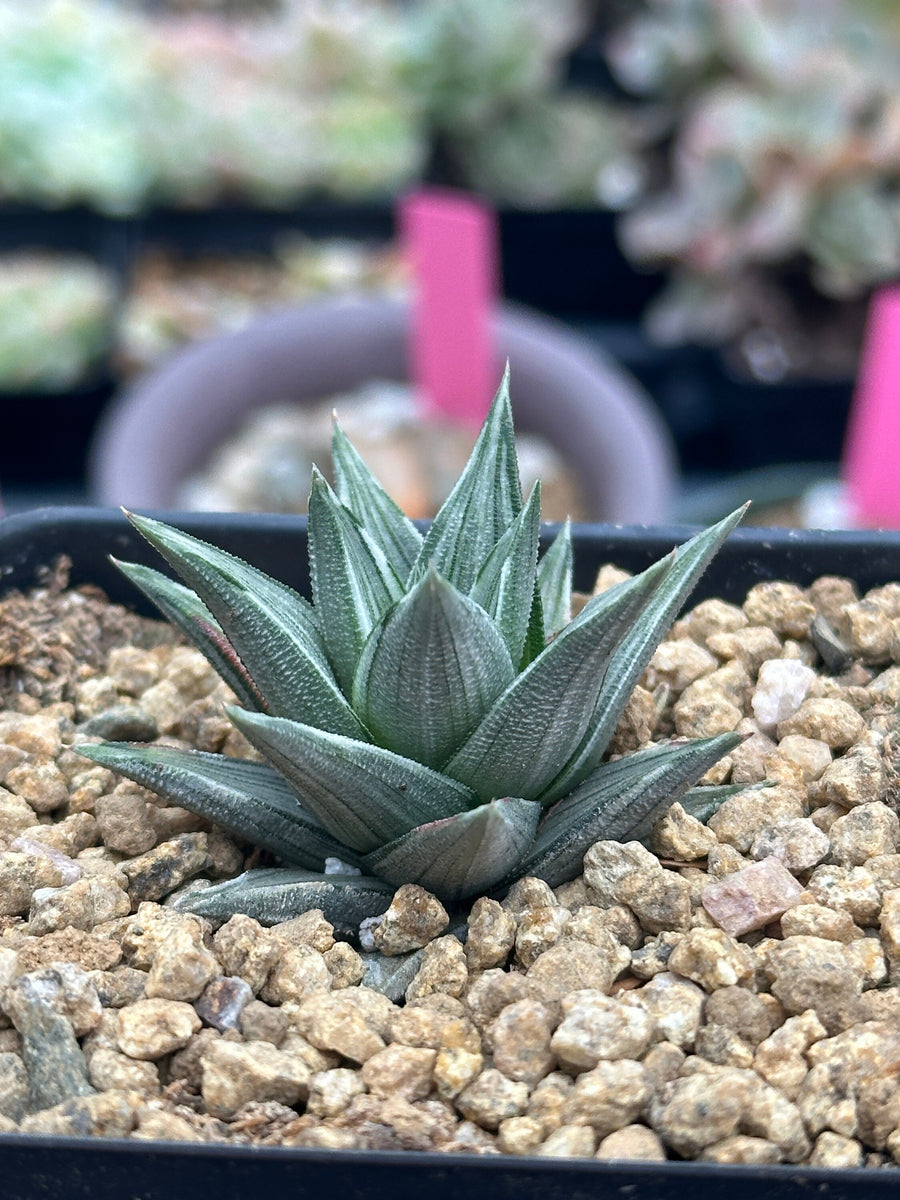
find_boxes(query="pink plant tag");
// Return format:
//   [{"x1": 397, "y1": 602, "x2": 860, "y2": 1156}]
[
  {"x1": 400, "y1": 188, "x2": 498, "y2": 426},
  {"x1": 843, "y1": 286, "x2": 900, "y2": 526}
]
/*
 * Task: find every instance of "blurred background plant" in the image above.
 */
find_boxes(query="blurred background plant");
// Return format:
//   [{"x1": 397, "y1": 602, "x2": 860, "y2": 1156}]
[
  {"x1": 0, "y1": 253, "x2": 116, "y2": 389},
  {"x1": 606, "y1": 0, "x2": 900, "y2": 382}
]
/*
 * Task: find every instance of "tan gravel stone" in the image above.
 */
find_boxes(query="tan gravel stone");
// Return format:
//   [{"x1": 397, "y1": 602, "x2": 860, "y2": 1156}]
[
  {"x1": 87, "y1": 1046, "x2": 159, "y2": 1096},
  {"x1": 323, "y1": 942, "x2": 365, "y2": 989},
  {"x1": 306, "y1": 1067, "x2": 366, "y2": 1118},
  {"x1": 646, "y1": 641, "x2": 718, "y2": 692},
  {"x1": 405, "y1": 936, "x2": 468, "y2": 1001},
  {"x1": 550, "y1": 990, "x2": 653, "y2": 1071},
  {"x1": 700, "y1": 1135, "x2": 782, "y2": 1164},
  {"x1": 292, "y1": 990, "x2": 389, "y2": 1064},
  {"x1": 813, "y1": 743, "x2": 884, "y2": 808},
  {"x1": 744, "y1": 582, "x2": 815, "y2": 639},
  {"x1": 685, "y1": 599, "x2": 748, "y2": 643},
  {"x1": 829, "y1": 803, "x2": 899, "y2": 866},
  {"x1": 526, "y1": 938, "x2": 630, "y2": 1000},
  {"x1": 489, "y1": 999, "x2": 555, "y2": 1085},
  {"x1": 433, "y1": 1045, "x2": 483, "y2": 1100},
  {"x1": 795, "y1": 1062, "x2": 858, "y2": 1138},
  {"x1": 117, "y1": 998, "x2": 201, "y2": 1059},
  {"x1": 708, "y1": 785, "x2": 804, "y2": 854},
  {"x1": 200, "y1": 1038, "x2": 311, "y2": 1119},
  {"x1": 19, "y1": 1089, "x2": 138, "y2": 1138},
  {"x1": 456, "y1": 1068, "x2": 529, "y2": 1130},
  {"x1": 514, "y1": 906, "x2": 570, "y2": 967},
  {"x1": 465, "y1": 898, "x2": 517, "y2": 972},
  {"x1": 6, "y1": 759, "x2": 68, "y2": 814},
  {"x1": 93, "y1": 788, "x2": 158, "y2": 856},
  {"x1": 810, "y1": 1132, "x2": 865, "y2": 1168},
  {"x1": 649, "y1": 1070, "x2": 754, "y2": 1156},
  {"x1": 561, "y1": 1058, "x2": 652, "y2": 1137},
  {"x1": 361, "y1": 1044, "x2": 436, "y2": 1101},
  {"x1": 596, "y1": 1123, "x2": 667, "y2": 1160},
  {"x1": 702, "y1": 987, "x2": 775, "y2": 1046},
  {"x1": 780, "y1": 904, "x2": 864, "y2": 943},
  {"x1": 536, "y1": 1124, "x2": 596, "y2": 1157},
  {"x1": 144, "y1": 923, "x2": 219, "y2": 1002},
  {"x1": 132, "y1": 1107, "x2": 206, "y2": 1142},
  {"x1": 777, "y1": 699, "x2": 866, "y2": 749},
  {"x1": 807, "y1": 1021, "x2": 900, "y2": 1089},
  {"x1": 650, "y1": 804, "x2": 717, "y2": 861},
  {"x1": 672, "y1": 683, "x2": 742, "y2": 738},
  {"x1": 373, "y1": 885, "x2": 449, "y2": 956},
  {"x1": 631, "y1": 972, "x2": 704, "y2": 1050},
  {"x1": 496, "y1": 1115, "x2": 545, "y2": 1155},
  {"x1": 667, "y1": 928, "x2": 754, "y2": 990},
  {"x1": 807, "y1": 864, "x2": 882, "y2": 926},
  {"x1": 754, "y1": 1011, "x2": 827, "y2": 1098},
  {"x1": 213, "y1": 914, "x2": 281, "y2": 994},
  {"x1": 259, "y1": 944, "x2": 332, "y2": 1006},
  {"x1": 749, "y1": 817, "x2": 830, "y2": 873}
]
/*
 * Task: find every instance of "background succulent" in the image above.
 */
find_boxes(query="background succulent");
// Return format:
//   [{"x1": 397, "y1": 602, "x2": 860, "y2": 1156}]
[
  {"x1": 78, "y1": 375, "x2": 741, "y2": 931},
  {"x1": 606, "y1": 0, "x2": 900, "y2": 380}
]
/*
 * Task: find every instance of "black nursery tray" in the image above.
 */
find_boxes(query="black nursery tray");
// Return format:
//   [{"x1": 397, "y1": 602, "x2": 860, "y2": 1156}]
[{"x1": 1, "y1": 506, "x2": 900, "y2": 1200}]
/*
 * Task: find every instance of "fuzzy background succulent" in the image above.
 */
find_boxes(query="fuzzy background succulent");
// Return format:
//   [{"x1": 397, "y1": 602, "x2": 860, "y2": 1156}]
[
  {"x1": 0, "y1": 0, "x2": 635, "y2": 212},
  {"x1": 605, "y1": 0, "x2": 900, "y2": 381},
  {"x1": 0, "y1": 253, "x2": 116, "y2": 390},
  {"x1": 77, "y1": 378, "x2": 740, "y2": 938}
]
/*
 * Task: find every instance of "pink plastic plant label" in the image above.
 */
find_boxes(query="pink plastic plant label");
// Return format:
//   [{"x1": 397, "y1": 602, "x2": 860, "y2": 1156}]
[
  {"x1": 843, "y1": 286, "x2": 900, "y2": 527},
  {"x1": 400, "y1": 188, "x2": 498, "y2": 427}
]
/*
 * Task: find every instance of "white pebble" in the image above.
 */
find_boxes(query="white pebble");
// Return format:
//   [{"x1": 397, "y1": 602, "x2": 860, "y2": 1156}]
[{"x1": 751, "y1": 660, "x2": 817, "y2": 735}]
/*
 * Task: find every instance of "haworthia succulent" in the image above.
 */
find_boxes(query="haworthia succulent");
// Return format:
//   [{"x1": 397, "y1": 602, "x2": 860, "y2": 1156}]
[{"x1": 86, "y1": 377, "x2": 745, "y2": 935}]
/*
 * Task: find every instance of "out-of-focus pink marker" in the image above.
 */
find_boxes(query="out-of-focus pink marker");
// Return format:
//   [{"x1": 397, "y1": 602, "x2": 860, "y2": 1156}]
[
  {"x1": 400, "y1": 188, "x2": 499, "y2": 427},
  {"x1": 843, "y1": 286, "x2": 900, "y2": 527}
]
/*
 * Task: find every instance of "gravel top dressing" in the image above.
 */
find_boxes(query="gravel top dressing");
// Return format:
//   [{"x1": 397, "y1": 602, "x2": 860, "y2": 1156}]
[{"x1": 0, "y1": 556, "x2": 899, "y2": 1168}]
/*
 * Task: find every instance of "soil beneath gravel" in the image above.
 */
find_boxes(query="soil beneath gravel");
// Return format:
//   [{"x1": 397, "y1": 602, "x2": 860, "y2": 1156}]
[{"x1": 1, "y1": 558, "x2": 900, "y2": 1166}]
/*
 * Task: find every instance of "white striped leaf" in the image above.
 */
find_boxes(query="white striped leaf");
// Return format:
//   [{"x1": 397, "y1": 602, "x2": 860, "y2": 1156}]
[
  {"x1": 113, "y1": 559, "x2": 262, "y2": 712},
  {"x1": 352, "y1": 568, "x2": 515, "y2": 769},
  {"x1": 174, "y1": 867, "x2": 393, "y2": 934},
  {"x1": 537, "y1": 520, "x2": 573, "y2": 640},
  {"x1": 229, "y1": 707, "x2": 479, "y2": 853},
  {"x1": 75, "y1": 743, "x2": 357, "y2": 869},
  {"x1": 331, "y1": 417, "x2": 423, "y2": 583},
  {"x1": 409, "y1": 367, "x2": 522, "y2": 593},
  {"x1": 307, "y1": 468, "x2": 405, "y2": 696},
  {"x1": 364, "y1": 797, "x2": 542, "y2": 904},
  {"x1": 539, "y1": 505, "x2": 748, "y2": 802},
  {"x1": 125, "y1": 512, "x2": 363, "y2": 738},
  {"x1": 470, "y1": 484, "x2": 541, "y2": 668},
  {"x1": 516, "y1": 733, "x2": 741, "y2": 887},
  {"x1": 441, "y1": 553, "x2": 672, "y2": 802}
]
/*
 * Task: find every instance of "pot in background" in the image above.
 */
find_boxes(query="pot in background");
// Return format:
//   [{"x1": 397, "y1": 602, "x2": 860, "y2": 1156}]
[{"x1": 88, "y1": 295, "x2": 678, "y2": 523}]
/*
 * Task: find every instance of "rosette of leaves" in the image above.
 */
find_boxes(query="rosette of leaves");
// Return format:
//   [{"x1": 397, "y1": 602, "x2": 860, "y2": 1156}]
[{"x1": 78, "y1": 373, "x2": 742, "y2": 930}]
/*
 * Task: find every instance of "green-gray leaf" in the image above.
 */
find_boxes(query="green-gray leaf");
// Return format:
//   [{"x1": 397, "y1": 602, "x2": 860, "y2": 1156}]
[
  {"x1": 442, "y1": 554, "x2": 672, "y2": 802},
  {"x1": 364, "y1": 797, "x2": 542, "y2": 905},
  {"x1": 113, "y1": 559, "x2": 262, "y2": 712},
  {"x1": 74, "y1": 742, "x2": 358, "y2": 870},
  {"x1": 542, "y1": 505, "x2": 747, "y2": 801},
  {"x1": 229, "y1": 707, "x2": 478, "y2": 853},
  {"x1": 307, "y1": 468, "x2": 405, "y2": 696},
  {"x1": 470, "y1": 483, "x2": 541, "y2": 667},
  {"x1": 331, "y1": 417, "x2": 423, "y2": 584},
  {"x1": 516, "y1": 733, "x2": 741, "y2": 887},
  {"x1": 125, "y1": 512, "x2": 363, "y2": 739},
  {"x1": 352, "y1": 568, "x2": 515, "y2": 769},
  {"x1": 537, "y1": 520, "x2": 572, "y2": 640},
  {"x1": 173, "y1": 867, "x2": 393, "y2": 935},
  {"x1": 409, "y1": 366, "x2": 522, "y2": 593}
]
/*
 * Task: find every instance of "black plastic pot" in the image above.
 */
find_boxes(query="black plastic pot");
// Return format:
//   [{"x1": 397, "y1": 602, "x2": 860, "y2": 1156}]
[
  {"x1": 0, "y1": 376, "x2": 116, "y2": 489},
  {"x1": 2, "y1": 507, "x2": 900, "y2": 1196}
]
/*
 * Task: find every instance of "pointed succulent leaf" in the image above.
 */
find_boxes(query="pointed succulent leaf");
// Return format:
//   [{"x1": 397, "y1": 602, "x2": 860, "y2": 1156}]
[
  {"x1": 537, "y1": 520, "x2": 573, "y2": 640},
  {"x1": 307, "y1": 468, "x2": 405, "y2": 695},
  {"x1": 470, "y1": 484, "x2": 541, "y2": 667},
  {"x1": 410, "y1": 367, "x2": 522, "y2": 593},
  {"x1": 75, "y1": 742, "x2": 358, "y2": 870},
  {"x1": 113, "y1": 559, "x2": 263, "y2": 712},
  {"x1": 352, "y1": 568, "x2": 515, "y2": 769},
  {"x1": 516, "y1": 733, "x2": 741, "y2": 887},
  {"x1": 681, "y1": 779, "x2": 773, "y2": 825},
  {"x1": 519, "y1": 581, "x2": 546, "y2": 669},
  {"x1": 228, "y1": 707, "x2": 478, "y2": 854},
  {"x1": 173, "y1": 867, "x2": 393, "y2": 936},
  {"x1": 541, "y1": 505, "x2": 748, "y2": 801},
  {"x1": 125, "y1": 512, "x2": 363, "y2": 738},
  {"x1": 442, "y1": 554, "x2": 672, "y2": 802},
  {"x1": 364, "y1": 797, "x2": 542, "y2": 905},
  {"x1": 331, "y1": 417, "x2": 423, "y2": 583}
]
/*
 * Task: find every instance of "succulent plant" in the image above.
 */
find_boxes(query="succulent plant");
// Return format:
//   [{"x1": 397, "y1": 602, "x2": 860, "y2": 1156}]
[{"x1": 77, "y1": 373, "x2": 742, "y2": 931}]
